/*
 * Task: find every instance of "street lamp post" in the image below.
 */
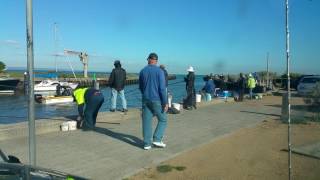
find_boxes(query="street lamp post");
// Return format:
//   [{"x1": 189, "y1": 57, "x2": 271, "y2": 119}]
[
  {"x1": 285, "y1": 0, "x2": 292, "y2": 179},
  {"x1": 26, "y1": 0, "x2": 36, "y2": 166}
]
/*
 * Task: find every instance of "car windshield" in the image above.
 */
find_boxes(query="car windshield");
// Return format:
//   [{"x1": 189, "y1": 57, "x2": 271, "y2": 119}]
[{"x1": 301, "y1": 77, "x2": 320, "y2": 83}]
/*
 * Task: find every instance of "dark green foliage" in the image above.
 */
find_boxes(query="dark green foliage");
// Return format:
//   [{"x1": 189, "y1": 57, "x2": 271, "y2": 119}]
[
  {"x1": 0, "y1": 61, "x2": 6, "y2": 72},
  {"x1": 175, "y1": 166, "x2": 187, "y2": 171},
  {"x1": 156, "y1": 165, "x2": 173, "y2": 173},
  {"x1": 156, "y1": 164, "x2": 187, "y2": 173}
]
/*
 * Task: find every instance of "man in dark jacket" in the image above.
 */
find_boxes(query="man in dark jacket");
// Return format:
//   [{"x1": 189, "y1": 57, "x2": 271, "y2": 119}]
[
  {"x1": 237, "y1": 73, "x2": 246, "y2": 101},
  {"x1": 108, "y1": 60, "x2": 127, "y2": 112},
  {"x1": 184, "y1": 66, "x2": 196, "y2": 110}
]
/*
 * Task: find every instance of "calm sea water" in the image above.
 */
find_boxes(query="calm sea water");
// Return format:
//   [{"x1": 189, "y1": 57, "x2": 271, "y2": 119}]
[{"x1": 0, "y1": 75, "x2": 205, "y2": 124}]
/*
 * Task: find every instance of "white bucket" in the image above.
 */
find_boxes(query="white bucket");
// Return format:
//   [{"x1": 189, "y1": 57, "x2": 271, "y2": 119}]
[
  {"x1": 196, "y1": 94, "x2": 202, "y2": 103},
  {"x1": 172, "y1": 103, "x2": 181, "y2": 111},
  {"x1": 68, "y1": 121, "x2": 77, "y2": 131},
  {"x1": 168, "y1": 96, "x2": 172, "y2": 108},
  {"x1": 60, "y1": 122, "x2": 69, "y2": 131}
]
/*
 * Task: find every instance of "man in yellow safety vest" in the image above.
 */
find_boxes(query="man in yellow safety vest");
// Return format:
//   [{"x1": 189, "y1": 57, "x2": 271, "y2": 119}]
[
  {"x1": 247, "y1": 74, "x2": 256, "y2": 100},
  {"x1": 73, "y1": 87, "x2": 104, "y2": 129}
]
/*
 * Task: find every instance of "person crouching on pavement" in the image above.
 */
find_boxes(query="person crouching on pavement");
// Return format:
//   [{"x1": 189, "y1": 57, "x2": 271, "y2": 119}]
[{"x1": 73, "y1": 87, "x2": 104, "y2": 130}]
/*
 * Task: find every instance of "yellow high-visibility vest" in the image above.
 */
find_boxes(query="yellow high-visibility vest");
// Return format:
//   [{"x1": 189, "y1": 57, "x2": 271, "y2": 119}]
[
  {"x1": 247, "y1": 77, "x2": 256, "y2": 89},
  {"x1": 73, "y1": 88, "x2": 88, "y2": 105}
]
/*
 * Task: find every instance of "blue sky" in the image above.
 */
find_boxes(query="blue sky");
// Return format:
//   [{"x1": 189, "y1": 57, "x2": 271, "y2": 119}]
[{"x1": 0, "y1": 0, "x2": 319, "y2": 75}]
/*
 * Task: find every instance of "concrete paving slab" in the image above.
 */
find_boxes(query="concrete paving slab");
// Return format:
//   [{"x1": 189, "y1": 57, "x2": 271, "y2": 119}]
[
  {"x1": 292, "y1": 142, "x2": 320, "y2": 159},
  {"x1": 0, "y1": 99, "x2": 281, "y2": 180}
]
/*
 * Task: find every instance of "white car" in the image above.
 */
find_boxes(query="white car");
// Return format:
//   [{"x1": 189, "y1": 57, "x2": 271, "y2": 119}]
[{"x1": 297, "y1": 76, "x2": 320, "y2": 96}]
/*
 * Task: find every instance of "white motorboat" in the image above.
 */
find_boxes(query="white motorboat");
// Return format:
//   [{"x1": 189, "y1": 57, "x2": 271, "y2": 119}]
[
  {"x1": 35, "y1": 95, "x2": 74, "y2": 105},
  {"x1": 34, "y1": 79, "x2": 78, "y2": 92}
]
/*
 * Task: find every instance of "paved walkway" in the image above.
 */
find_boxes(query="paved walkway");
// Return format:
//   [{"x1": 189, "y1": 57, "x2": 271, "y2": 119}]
[{"x1": 0, "y1": 98, "x2": 280, "y2": 179}]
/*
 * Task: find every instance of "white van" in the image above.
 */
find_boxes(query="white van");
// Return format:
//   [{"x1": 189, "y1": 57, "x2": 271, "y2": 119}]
[{"x1": 297, "y1": 75, "x2": 320, "y2": 96}]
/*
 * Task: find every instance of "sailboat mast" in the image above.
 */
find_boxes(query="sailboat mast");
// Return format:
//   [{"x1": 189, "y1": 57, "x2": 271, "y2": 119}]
[{"x1": 54, "y1": 22, "x2": 58, "y2": 79}]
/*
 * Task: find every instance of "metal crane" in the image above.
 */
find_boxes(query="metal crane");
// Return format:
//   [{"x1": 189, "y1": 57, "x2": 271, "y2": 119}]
[{"x1": 64, "y1": 49, "x2": 89, "y2": 78}]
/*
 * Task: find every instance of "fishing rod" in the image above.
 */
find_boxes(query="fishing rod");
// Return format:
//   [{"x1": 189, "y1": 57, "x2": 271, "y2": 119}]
[
  {"x1": 168, "y1": 80, "x2": 185, "y2": 86},
  {"x1": 124, "y1": 80, "x2": 185, "y2": 95},
  {"x1": 125, "y1": 87, "x2": 140, "y2": 95}
]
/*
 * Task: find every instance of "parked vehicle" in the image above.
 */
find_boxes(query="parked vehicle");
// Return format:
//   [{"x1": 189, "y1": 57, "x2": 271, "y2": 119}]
[{"x1": 297, "y1": 75, "x2": 320, "y2": 96}]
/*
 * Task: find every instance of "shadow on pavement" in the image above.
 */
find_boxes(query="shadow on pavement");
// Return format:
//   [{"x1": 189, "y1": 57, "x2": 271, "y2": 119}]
[
  {"x1": 265, "y1": 104, "x2": 319, "y2": 113},
  {"x1": 92, "y1": 126, "x2": 144, "y2": 149},
  {"x1": 240, "y1": 110, "x2": 280, "y2": 117}
]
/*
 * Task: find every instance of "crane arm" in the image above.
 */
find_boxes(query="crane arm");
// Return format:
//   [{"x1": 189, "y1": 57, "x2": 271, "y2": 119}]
[{"x1": 64, "y1": 49, "x2": 81, "y2": 55}]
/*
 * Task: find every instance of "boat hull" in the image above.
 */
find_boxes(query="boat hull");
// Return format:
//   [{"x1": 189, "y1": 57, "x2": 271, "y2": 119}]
[
  {"x1": 0, "y1": 79, "x2": 20, "y2": 91},
  {"x1": 35, "y1": 95, "x2": 74, "y2": 104}
]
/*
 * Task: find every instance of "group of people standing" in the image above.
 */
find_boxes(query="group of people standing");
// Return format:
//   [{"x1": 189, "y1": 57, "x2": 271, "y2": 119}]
[
  {"x1": 72, "y1": 52, "x2": 169, "y2": 150},
  {"x1": 197, "y1": 72, "x2": 257, "y2": 103},
  {"x1": 71, "y1": 53, "x2": 257, "y2": 150},
  {"x1": 237, "y1": 73, "x2": 256, "y2": 101}
]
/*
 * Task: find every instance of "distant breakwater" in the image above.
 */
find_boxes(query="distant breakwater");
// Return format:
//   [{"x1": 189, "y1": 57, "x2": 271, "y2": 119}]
[{"x1": 16, "y1": 75, "x2": 176, "y2": 90}]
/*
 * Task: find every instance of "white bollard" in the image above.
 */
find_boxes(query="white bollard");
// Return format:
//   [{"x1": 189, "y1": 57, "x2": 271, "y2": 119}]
[
  {"x1": 196, "y1": 94, "x2": 202, "y2": 103},
  {"x1": 168, "y1": 94, "x2": 172, "y2": 108}
]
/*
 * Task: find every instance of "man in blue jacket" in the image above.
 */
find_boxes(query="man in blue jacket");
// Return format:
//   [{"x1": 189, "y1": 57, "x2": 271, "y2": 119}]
[
  {"x1": 139, "y1": 52, "x2": 168, "y2": 150},
  {"x1": 202, "y1": 75, "x2": 215, "y2": 101}
]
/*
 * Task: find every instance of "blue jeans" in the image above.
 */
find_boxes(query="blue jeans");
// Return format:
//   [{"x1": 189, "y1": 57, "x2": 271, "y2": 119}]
[
  {"x1": 249, "y1": 88, "x2": 253, "y2": 99},
  {"x1": 111, "y1": 88, "x2": 127, "y2": 110},
  {"x1": 142, "y1": 98, "x2": 167, "y2": 146},
  {"x1": 83, "y1": 89, "x2": 104, "y2": 128}
]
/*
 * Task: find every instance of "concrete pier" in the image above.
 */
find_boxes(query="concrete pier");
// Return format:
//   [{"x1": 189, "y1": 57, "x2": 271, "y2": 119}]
[{"x1": 0, "y1": 98, "x2": 280, "y2": 180}]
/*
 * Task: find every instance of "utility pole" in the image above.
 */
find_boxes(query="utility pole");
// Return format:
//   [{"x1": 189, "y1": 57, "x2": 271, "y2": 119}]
[
  {"x1": 266, "y1": 52, "x2": 270, "y2": 89},
  {"x1": 285, "y1": 0, "x2": 292, "y2": 179},
  {"x1": 26, "y1": 0, "x2": 36, "y2": 166}
]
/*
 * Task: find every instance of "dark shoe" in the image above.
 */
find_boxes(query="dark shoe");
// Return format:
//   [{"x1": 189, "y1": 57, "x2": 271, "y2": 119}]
[
  {"x1": 184, "y1": 106, "x2": 192, "y2": 110},
  {"x1": 110, "y1": 109, "x2": 115, "y2": 112},
  {"x1": 81, "y1": 125, "x2": 94, "y2": 131},
  {"x1": 76, "y1": 120, "x2": 83, "y2": 129},
  {"x1": 122, "y1": 109, "x2": 128, "y2": 112}
]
